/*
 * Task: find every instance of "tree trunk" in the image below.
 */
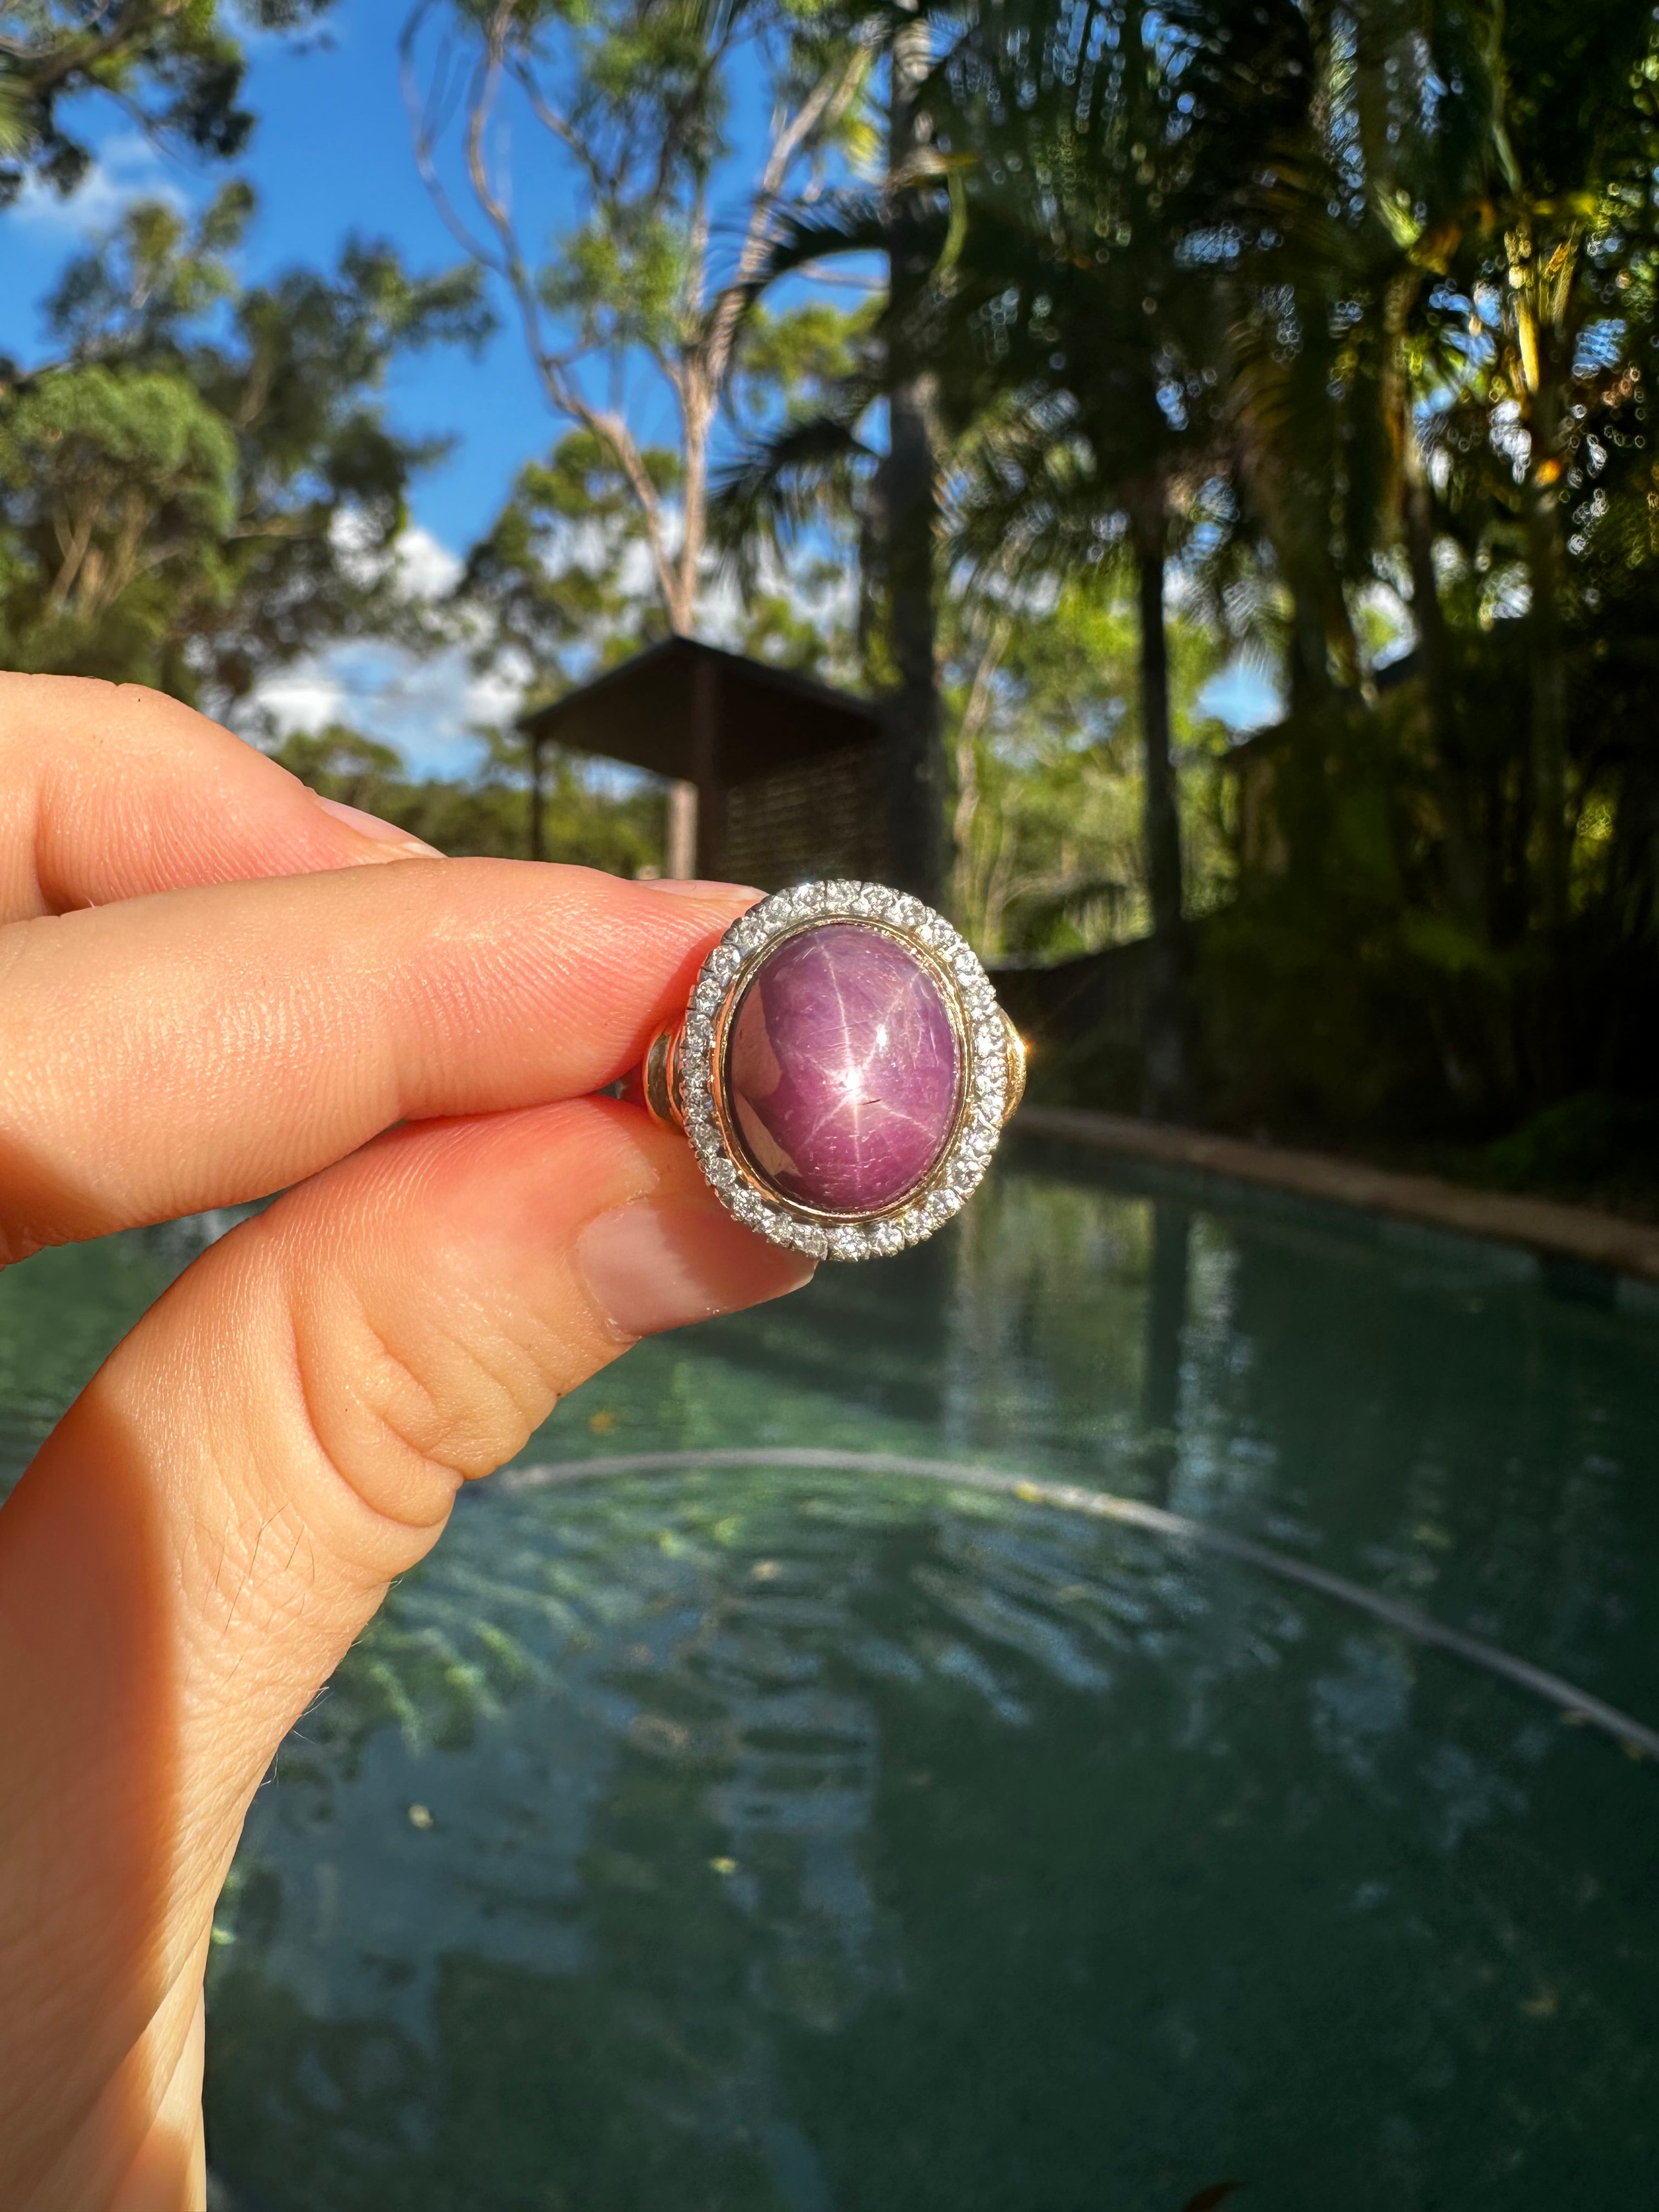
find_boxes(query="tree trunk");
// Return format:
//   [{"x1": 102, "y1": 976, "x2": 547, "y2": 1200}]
[
  {"x1": 1525, "y1": 452, "x2": 1569, "y2": 936},
  {"x1": 1142, "y1": 1200, "x2": 1190, "y2": 1506},
  {"x1": 664, "y1": 781, "x2": 698, "y2": 879},
  {"x1": 1135, "y1": 521, "x2": 1189, "y2": 1118},
  {"x1": 1288, "y1": 584, "x2": 1333, "y2": 716},
  {"x1": 881, "y1": 0, "x2": 943, "y2": 906},
  {"x1": 527, "y1": 729, "x2": 547, "y2": 862},
  {"x1": 1402, "y1": 467, "x2": 1483, "y2": 923},
  {"x1": 1402, "y1": 474, "x2": 1452, "y2": 738}
]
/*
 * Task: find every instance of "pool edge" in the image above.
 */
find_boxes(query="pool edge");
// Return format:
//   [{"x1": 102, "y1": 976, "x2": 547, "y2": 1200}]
[{"x1": 1014, "y1": 1104, "x2": 1659, "y2": 1306}]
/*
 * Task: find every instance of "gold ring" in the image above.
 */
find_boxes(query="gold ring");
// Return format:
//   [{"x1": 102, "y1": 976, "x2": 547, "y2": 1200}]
[{"x1": 633, "y1": 880, "x2": 1025, "y2": 1262}]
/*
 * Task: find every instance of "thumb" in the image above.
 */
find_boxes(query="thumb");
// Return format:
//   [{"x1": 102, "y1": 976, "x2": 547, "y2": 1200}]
[{"x1": 0, "y1": 1098, "x2": 810, "y2": 2210}]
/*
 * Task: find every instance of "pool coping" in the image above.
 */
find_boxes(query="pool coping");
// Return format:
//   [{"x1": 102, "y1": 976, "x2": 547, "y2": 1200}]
[{"x1": 1015, "y1": 1104, "x2": 1659, "y2": 1290}]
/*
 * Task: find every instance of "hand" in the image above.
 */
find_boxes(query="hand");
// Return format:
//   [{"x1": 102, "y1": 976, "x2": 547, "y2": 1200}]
[{"x1": 0, "y1": 675, "x2": 812, "y2": 2210}]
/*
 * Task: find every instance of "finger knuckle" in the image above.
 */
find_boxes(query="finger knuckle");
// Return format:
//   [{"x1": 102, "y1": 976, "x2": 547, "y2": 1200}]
[{"x1": 291, "y1": 1276, "x2": 550, "y2": 1523}]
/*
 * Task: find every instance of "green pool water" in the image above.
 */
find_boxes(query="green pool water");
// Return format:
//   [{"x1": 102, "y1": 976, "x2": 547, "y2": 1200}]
[{"x1": 4, "y1": 1137, "x2": 1657, "y2": 2209}]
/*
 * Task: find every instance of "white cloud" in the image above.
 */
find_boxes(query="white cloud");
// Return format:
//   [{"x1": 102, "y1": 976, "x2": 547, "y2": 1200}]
[
  {"x1": 9, "y1": 132, "x2": 189, "y2": 240},
  {"x1": 245, "y1": 523, "x2": 860, "y2": 776},
  {"x1": 253, "y1": 666, "x2": 350, "y2": 734},
  {"x1": 246, "y1": 637, "x2": 525, "y2": 775},
  {"x1": 326, "y1": 516, "x2": 464, "y2": 601},
  {"x1": 464, "y1": 659, "x2": 526, "y2": 726},
  {"x1": 242, "y1": 528, "x2": 529, "y2": 770},
  {"x1": 396, "y1": 524, "x2": 464, "y2": 600}
]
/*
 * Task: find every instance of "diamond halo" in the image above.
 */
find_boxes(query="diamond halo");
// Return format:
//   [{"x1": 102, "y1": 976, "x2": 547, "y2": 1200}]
[{"x1": 673, "y1": 881, "x2": 1017, "y2": 1262}]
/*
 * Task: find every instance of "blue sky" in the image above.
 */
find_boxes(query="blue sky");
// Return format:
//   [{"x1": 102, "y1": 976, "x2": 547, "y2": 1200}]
[{"x1": 0, "y1": 2, "x2": 1279, "y2": 766}]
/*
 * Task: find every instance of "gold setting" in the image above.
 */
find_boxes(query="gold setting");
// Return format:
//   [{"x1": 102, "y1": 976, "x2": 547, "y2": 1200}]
[
  {"x1": 639, "y1": 882, "x2": 1025, "y2": 1261},
  {"x1": 713, "y1": 915, "x2": 972, "y2": 1227}
]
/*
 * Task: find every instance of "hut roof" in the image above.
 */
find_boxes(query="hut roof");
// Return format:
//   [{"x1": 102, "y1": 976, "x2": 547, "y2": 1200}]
[{"x1": 517, "y1": 635, "x2": 881, "y2": 787}]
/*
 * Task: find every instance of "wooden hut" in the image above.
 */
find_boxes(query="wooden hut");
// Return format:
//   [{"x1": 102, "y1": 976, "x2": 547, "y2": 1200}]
[{"x1": 518, "y1": 635, "x2": 890, "y2": 890}]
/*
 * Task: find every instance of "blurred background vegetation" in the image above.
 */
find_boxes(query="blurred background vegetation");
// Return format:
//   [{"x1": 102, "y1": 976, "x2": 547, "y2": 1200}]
[{"x1": 5, "y1": 0, "x2": 1659, "y2": 1202}]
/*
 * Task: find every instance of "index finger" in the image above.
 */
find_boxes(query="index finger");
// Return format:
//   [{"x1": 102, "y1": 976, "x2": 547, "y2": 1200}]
[
  {"x1": 0, "y1": 673, "x2": 438, "y2": 920},
  {"x1": 0, "y1": 860, "x2": 747, "y2": 1257}
]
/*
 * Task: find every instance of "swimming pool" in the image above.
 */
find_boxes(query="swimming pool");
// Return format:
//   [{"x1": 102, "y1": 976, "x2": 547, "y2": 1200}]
[{"x1": 5, "y1": 1134, "x2": 1656, "y2": 2207}]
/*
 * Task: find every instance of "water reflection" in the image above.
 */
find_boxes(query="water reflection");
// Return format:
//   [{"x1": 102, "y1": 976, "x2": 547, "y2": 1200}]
[
  {"x1": 1143, "y1": 1200, "x2": 1190, "y2": 1504},
  {"x1": 207, "y1": 1454, "x2": 1659, "y2": 2208}
]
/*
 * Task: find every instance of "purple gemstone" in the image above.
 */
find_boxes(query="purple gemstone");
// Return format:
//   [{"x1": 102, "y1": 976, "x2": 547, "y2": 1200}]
[{"x1": 725, "y1": 923, "x2": 962, "y2": 1215}]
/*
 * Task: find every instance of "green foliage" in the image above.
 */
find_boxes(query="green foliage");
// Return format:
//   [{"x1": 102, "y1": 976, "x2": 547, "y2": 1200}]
[
  {"x1": 457, "y1": 430, "x2": 677, "y2": 716},
  {"x1": 947, "y1": 578, "x2": 1231, "y2": 960},
  {"x1": 1466, "y1": 1092, "x2": 1659, "y2": 1217},
  {"x1": 0, "y1": 187, "x2": 490, "y2": 703},
  {"x1": 456, "y1": 424, "x2": 870, "y2": 814},
  {"x1": 268, "y1": 721, "x2": 662, "y2": 872}
]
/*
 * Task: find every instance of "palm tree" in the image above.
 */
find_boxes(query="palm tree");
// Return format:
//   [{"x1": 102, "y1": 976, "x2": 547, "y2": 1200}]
[
  {"x1": 925, "y1": 0, "x2": 1313, "y2": 1112},
  {"x1": 1243, "y1": 0, "x2": 1659, "y2": 947}
]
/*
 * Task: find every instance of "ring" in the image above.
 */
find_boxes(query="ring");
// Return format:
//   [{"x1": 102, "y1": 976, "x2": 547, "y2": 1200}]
[{"x1": 634, "y1": 880, "x2": 1025, "y2": 1261}]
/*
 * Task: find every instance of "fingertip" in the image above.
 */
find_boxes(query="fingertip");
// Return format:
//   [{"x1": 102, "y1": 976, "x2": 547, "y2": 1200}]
[
  {"x1": 577, "y1": 1193, "x2": 816, "y2": 1340},
  {"x1": 647, "y1": 877, "x2": 765, "y2": 902},
  {"x1": 639, "y1": 877, "x2": 765, "y2": 924},
  {"x1": 312, "y1": 795, "x2": 444, "y2": 861}
]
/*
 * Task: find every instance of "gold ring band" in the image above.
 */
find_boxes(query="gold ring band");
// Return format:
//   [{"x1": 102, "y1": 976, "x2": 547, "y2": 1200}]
[{"x1": 625, "y1": 881, "x2": 1027, "y2": 1263}]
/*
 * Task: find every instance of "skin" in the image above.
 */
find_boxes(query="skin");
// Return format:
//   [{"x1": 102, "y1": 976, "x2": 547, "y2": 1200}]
[{"x1": 0, "y1": 674, "x2": 814, "y2": 2210}]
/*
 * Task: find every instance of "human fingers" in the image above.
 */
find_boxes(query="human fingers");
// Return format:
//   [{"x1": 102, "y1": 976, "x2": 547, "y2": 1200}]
[
  {"x1": 0, "y1": 1095, "x2": 811, "y2": 2209},
  {"x1": 0, "y1": 673, "x2": 438, "y2": 922},
  {"x1": 0, "y1": 860, "x2": 749, "y2": 1258}
]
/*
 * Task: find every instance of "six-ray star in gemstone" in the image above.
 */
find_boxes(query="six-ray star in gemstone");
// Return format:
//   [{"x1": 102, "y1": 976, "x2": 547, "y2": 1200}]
[{"x1": 725, "y1": 923, "x2": 962, "y2": 1214}]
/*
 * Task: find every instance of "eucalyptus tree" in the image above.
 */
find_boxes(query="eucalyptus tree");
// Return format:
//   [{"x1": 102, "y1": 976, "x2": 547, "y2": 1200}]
[
  {"x1": 400, "y1": 0, "x2": 877, "y2": 640},
  {"x1": 0, "y1": 0, "x2": 334, "y2": 215},
  {"x1": 0, "y1": 185, "x2": 489, "y2": 703},
  {"x1": 453, "y1": 291, "x2": 866, "y2": 861}
]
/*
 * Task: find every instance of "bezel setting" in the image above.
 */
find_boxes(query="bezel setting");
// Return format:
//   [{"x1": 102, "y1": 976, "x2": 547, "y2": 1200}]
[{"x1": 673, "y1": 881, "x2": 1019, "y2": 1262}]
